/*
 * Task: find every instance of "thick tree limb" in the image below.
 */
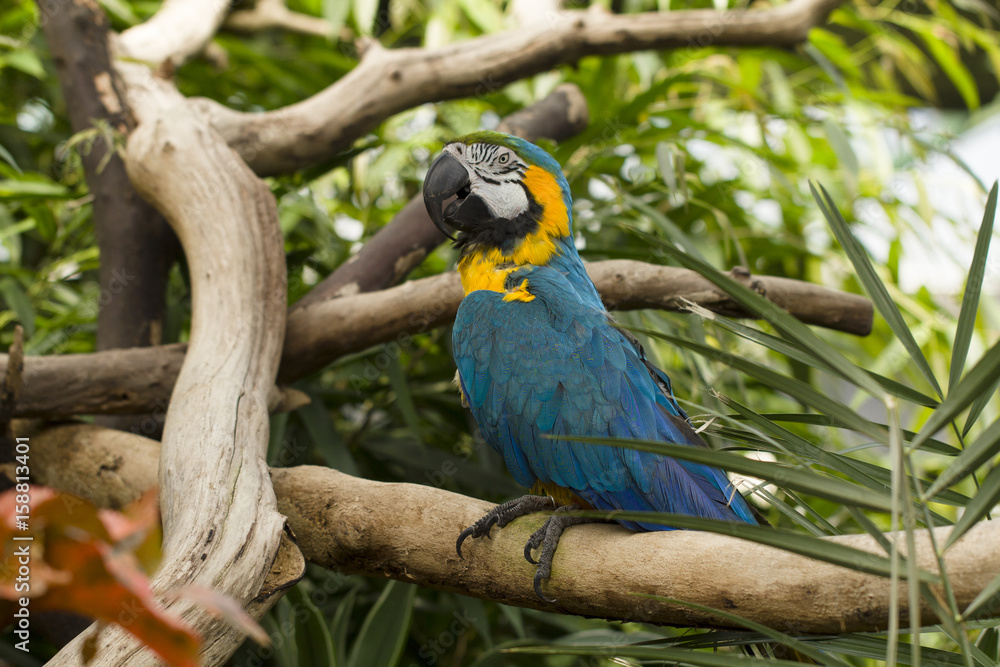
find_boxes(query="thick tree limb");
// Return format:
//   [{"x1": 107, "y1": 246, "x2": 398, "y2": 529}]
[
  {"x1": 40, "y1": 0, "x2": 180, "y2": 435},
  {"x1": 12, "y1": 264, "x2": 874, "y2": 415},
  {"x1": 46, "y1": 62, "x2": 293, "y2": 667},
  {"x1": 291, "y1": 83, "x2": 589, "y2": 310},
  {"x1": 4, "y1": 261, "x2": 872, "y2": 417},
  {"x1": 4, "y1": 344, "x2": 183, "y2": 420},
  {"x1": 26, "y1": 423, "x2": 1000, "y2": 635},
  {"x1": 282, "y1": 261, "x2": 874, "y2": 380},
  {"x1": 192, "y1": 0, "x2": 847, "y2": 175},
  {"x1": 115, "y1": 0, "x2": 231, "y2": 67}
]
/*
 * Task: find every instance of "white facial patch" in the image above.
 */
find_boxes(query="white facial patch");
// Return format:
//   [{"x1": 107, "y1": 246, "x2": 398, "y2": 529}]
[
  {"x1": 471, "y1": 180, "x2": 529, "y2": 220},
  {"x1": 444, "y1": 142, "x2": 531, "y2": 220}
]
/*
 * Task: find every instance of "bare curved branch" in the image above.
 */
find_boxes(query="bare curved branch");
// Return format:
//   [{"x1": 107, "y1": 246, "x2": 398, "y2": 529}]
[
  {"x1": 116, "y1": 0, "x2": 231, "y2": 66},
  {"x1": 46, "y1": 46, "x2": 293, "y2": 667},
  {"x1": 27, "y1": 423, "x2": 1000, "y2": 635},
  {"x1": 225, "y1": 0, "x2": 334, "y2": 38},
  {"x1": 193, "y1": 0, "x2": 847, "y2": 175}
]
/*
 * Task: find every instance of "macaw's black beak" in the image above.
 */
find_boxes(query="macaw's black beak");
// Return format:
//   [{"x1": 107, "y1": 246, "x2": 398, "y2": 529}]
[
  {"x1": 423, "y1": 151, "x2": 489, "y2": 241},
  {"x1": 423, "y1": 152, "x2": 469, "y2": 241}
]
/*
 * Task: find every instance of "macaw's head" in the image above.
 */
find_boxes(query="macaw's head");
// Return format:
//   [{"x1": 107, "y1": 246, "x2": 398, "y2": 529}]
[{"x1": 422, "y1": 131, "x2": 573, "y2": 260}]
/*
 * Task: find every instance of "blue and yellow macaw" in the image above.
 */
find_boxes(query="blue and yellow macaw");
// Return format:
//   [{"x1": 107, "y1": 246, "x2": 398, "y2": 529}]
[{"x1": 423, "y1": 131, "x2": 763, "y2": 601}]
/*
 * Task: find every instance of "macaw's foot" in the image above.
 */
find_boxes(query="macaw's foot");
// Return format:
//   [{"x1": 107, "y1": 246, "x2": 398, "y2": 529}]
[
  {"x1": 456, "y1": 494, "x2": 555, "y2": 559},
  {"x1": 524, "y1": 505, "x2": 605, "y2": 603}
]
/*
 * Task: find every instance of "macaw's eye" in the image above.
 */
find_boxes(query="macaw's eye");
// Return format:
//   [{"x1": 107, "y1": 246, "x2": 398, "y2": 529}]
[{"x1": 498, "y1": 153, "x2": 509, "y2": 164}]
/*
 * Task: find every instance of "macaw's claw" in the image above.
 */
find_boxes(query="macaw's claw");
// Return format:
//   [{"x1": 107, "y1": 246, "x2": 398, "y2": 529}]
[
  {"x1": 522, "y1": 505, "x2": 604, "y2": 603},
  {"x1": 456, "y1": 494, "x2": 555, "y2": 559}
]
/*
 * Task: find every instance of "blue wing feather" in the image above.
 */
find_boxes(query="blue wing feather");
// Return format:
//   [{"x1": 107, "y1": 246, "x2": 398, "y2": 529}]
[{"x1": 452, "y1": 265, "x2": 759, "y2": 530}]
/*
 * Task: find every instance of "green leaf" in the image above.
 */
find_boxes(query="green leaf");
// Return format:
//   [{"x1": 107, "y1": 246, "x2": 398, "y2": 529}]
[
  {"x1": 346, "y1": 581, "x2": 416, "y2": 667},
  {"x1": 656, "y1": 141, "x2": 678, "y2": 194},
  {"x1": 556, "y1": 510, "x2": 936, "y2": 583},
  {"x1": 506, "y1": 643, "x2": 807, "y2": 665},
  {"x1": 1, "y1": 50, "x2": 46, "y2": 79},
  {"x1": 639, "y1": 595, "x2": 852, "y2": 666},
  {"x1": 0, "y1": 143, "x2": 21, "y2": 174},
  {"x1": 624, "y1": 194, "x2": 706, "y2": 262},
  {"x1": 712, "y1": 410, "x2": 963, "y2": 524},
  {"x1": 457, "y1": 0, "x2": 504, "y2": 33},
  {"x1": 0, "y1": 179, "x2": 71, "y2": 200},
  {"x1": 964, "y1": 570, "x2": 1000, "y2": 619},
  {"x1": 811, "y1": 182, "x2": 943, "y2": 398},
  {"x1": 944, "y1": 462, "x2": 1000, "y2": 549},
  {"x1": 823, "y1": 118, "x2": 859, "y2": 177},
  {"x1": 261, "y1": 613, "x2": 296, "y2": 667},
  {"x1": 0, "y1": 277, "x2": 36, "y2": 337},
  {"x1": 716, "y1": 396, "x2": 892, "y2": 497},
  {"x1": 331, "y1": 587, "x2": 358, "y2": 667},
  {"x1": 965, "y1": 376, "x2": 1000, "y2": 437},
  {"x1": 498, "y1": 605, "x2": 525, "y2": 638},
  {"x1": 910, "y1": 340, "x2": 1000, "y2": 453},
  {"x1": 564, "y1": 433, "x2": 893, "y2": 511},
  {"x1": 812, "y1": 635, "x2": 967, "y2": 665},
  {"x1": 96, "y1": 0, "x2": 140, "y2": 25},
  {"x1": 323, "y1": 0, "x2": 351, "y2": 36},
  {"x1": 951, "y1": 182, "x2": 997, "y2": 394},
  {"x1": 386, "y1": 357, "x2": 421, "y2": 434},
  {"x1": 920, "y1": 30, "x2": 980, "y2": 109},
  {"x1": 352, "y1": 0, "x2": 379, "y2": 34},
  {"x1": 288, "y1": 584, "x2": 336, "y2": 667},
  {"x1": 977, "y1": 627, "x2": 999, "y2": 661},
  {"x1": 926, "y1": 418, "x2": 1000, "y2": 498},
  {"x1": 658, "y1": 244, "x2": 887, "y2": 399},
  {"x1": 685, "y1": 303, "x2": 936, "y2": 407},
  {"x1": 637, "y1": 328, "x2": 890, "y2": 444},
  {"x1": 750, "y1": 412, "x2": 959, "y2": 456},
  {"x1": 297, "y1": 393, "x2": 359, "y2": 475}
]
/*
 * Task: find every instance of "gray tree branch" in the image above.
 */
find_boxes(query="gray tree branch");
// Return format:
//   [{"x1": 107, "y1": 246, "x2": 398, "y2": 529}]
[
  {"x1": 192, "y1": 0, "x2": 847, "y2": 175},
  {"x1": 25, "y1": 423, "x2": 1000, "y2": 635},
  {"x1": 39, "y1": 2, "x2": 297, "y2": 663},
  {"x1": 225, "y1": 0, "x2": 334, "y2": 38},
  {"x1": 3, "y1": 261, "x2": 873, "y2": 418},
  {"x1": 115, "y1": 0, "x2": 231, "y2": 67}
]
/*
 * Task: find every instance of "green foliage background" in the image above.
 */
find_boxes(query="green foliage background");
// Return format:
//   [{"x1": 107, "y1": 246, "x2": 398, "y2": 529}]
[{"x1": 1, "y1": 0, "x2": 999, "y2": 664}]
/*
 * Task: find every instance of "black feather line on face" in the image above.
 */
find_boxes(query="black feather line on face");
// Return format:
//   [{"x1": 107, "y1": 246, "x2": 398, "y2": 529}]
[{"x1": 454, "y1": 184, "x2": 544, "y2": 255}]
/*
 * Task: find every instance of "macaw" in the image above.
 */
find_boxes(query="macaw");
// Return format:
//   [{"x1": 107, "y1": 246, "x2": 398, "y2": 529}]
[{"x1": 422, "y1": 131, "x2": 764, "y2": 601}]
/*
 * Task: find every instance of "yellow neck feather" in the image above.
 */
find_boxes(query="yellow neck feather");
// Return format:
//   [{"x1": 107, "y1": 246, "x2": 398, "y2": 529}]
[{"x1": 457, "y1": 165, "x2": 570, "y2": 296}]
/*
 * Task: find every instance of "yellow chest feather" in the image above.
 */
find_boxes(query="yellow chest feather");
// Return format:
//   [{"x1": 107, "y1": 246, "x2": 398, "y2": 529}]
[{"x1": 456, "y1": 165, "x2": 570, "y2": 297}]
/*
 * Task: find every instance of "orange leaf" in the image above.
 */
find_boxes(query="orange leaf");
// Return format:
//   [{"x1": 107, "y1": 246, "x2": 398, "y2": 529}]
[
  {"x1": 0, "y1": 487, "x2": 202, "y2": 667},
  {"x1": 98, "y1": 488, "x2": 161, "y2": 573}
]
